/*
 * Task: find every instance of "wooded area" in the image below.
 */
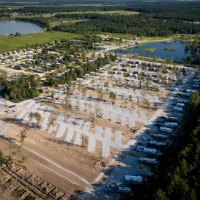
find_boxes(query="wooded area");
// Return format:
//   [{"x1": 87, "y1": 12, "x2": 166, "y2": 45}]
[
  {"x1": 4, "y1": 74, "x2": 40, "y2": 102},
  {"x1": 54, "y1": 14, "x2": 200, "y2": 36},
  {"x1": 126, "y1": 91, "x2": 200, "y2": 200}
]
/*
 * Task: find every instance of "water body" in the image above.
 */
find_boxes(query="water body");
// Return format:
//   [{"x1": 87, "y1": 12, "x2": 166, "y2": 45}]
[
  {"x1": 0, "y1": 20, "x2": 44, "y2": 35},
  {"x1": 111, "y1": 40, "x2": 190, "y2": 62}
]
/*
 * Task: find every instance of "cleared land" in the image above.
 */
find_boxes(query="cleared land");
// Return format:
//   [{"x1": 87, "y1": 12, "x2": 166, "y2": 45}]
[{"x1": 0, "y1": 32, "x2": 81, "y2": 53}]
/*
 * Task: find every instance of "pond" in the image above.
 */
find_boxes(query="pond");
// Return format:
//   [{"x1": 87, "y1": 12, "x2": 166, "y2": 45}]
[
  {"x1": 0, "y1": 20, "x2": 44, "y2": 35},
  {"x1": 111, "y1": 40, "x2": 190, "y2": 62}
]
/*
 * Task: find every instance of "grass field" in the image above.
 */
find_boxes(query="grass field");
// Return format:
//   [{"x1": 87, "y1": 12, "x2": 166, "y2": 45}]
[
  {"x1": 60, "y1": 10, "x2": 139, "y2": 15},
  {"x1": 0, "y1": 31, "x2": 81, "y2": 53}
]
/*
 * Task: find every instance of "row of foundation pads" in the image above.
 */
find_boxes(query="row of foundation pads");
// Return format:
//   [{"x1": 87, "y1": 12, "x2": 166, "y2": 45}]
[{"x1": 15, "y1": 101, "x2": 123, "y2": 157}]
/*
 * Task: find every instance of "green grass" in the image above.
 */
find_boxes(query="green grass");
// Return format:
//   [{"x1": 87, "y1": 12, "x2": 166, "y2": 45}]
[
  {"x1": 101, "y1": 33, "x2": 134, "y2": 39},
  {"x1": 138, "y1": 34, "x2": 194, "y2": 45},
  {"x1": 140, "y1": 47, "x2": 156, "y2": 52},
  {"x1": 164, "y1": 47, "x2": 176, "y2": 51},
  {"x1": 0, "y1": 31, "x2": 81, "y2": 53},
  {"x1": 60, "y1": 10, "x2": 139, "y2": 15}
]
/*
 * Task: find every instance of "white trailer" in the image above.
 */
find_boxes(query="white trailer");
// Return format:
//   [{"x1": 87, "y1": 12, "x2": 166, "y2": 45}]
[
  {"x1": 137, "y1": 146, "x2": 156, "y2": 155},
  {"x1": 143, "y1": 147, "x2": 157, "y2": 155},
  {"x1": 168, "y1": 116, "x2": 179, "y2": 122},
  {"x1": 117, "y1": 186, "x2": 132, "y2": 194},
  {"x1": 152, "y1": 134, "x2": 167, "y2": 139},
  {"x1": 176, "y1": 103, "x2": 185, "y2": 107},
  {"x1": 140, "y1": 157, "x2": 157, "y2": 164},
  {"x1": 193, "y1": 84, "x2": 200, "y2": 88},
  {"x1": 125, "y1": 175, "x2": 143, "y2": 184},
  {"x1": 177, "y1": 99, "x2": 189, "y2": 103},
  {"x1": 160, "y1": 126, "x2": 173, "y2": 133},
  {"x1": 164, "y1": 122, "x2": 178, "y2": 128},
  {"x1": 173, "y1": 106, "x2": 184, "y2": 112},
  {"x1": 181, "y1": 92, "x2": 191, "y2": 97},
  {"x1": 149, "y1": 141, "x2": 166, "y2": 146}
]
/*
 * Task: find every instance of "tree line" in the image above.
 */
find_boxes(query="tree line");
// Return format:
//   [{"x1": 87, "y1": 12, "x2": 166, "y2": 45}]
[
  {"x1": 125, "y1": 91, "x2": 200, "y2": 200},
  {"x1": 15, "y1": 17, "x2": 50, "y2": 29},
  {"x1": 183, "y1": 37, "x2": 200, "y2": 66},
  {"x1": 53, "y1": 14, "x2": 200, "y2": 36},
  {"x1": 3, "y1": 2, "x2": 200, "y2": 22}
]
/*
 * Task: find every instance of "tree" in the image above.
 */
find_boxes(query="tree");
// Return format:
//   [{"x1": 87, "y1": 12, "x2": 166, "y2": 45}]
[
  {"x1": 51, "y1": 90, "x2": 55, "y2": 100},
  {"x1": 81, "y1": 87, "x2": 87, "y2": 99},
  {"x1": 109, "y1": 92, "x2": 116, "y2": 104},
  {"x1": 62, "y1": 97, "x2": 72, "y2": 112},
  {"x1": 0, "y1": 151, "x2": 3, "y2": 166},
  {"x1": 154, "y1": 189, "x2": 169, "y2": 200},
  {"x1": 81, "y1": 136, "x2": 88, "y2": 148},
  {"x1": 97, "y1": 88, "x2": 104, "y2": 101},
  {"x1": 29, "y1": 112, "x2": 34, "y2": 122},
  {"x1": 4, "y1": 93, "x2": 9, "y2": 108},
  {"x1": 104, "y1": 81, "x2": 109, "y2": 93},
  {"x1": 33, "y1": 112, "x2": 42, "y2": 126},
  {"x1": 48, "y1": 117, "x2": 57, "y2": 132},
  {"x1": 0, "y1": 70, "x2": 7, "y2": 85},
  {"x1": 19, "y1": 128, "x2": 27, "y2": 145},
  {"x1": 89, "y1": 112, "x2": 97, "y2": 128}
]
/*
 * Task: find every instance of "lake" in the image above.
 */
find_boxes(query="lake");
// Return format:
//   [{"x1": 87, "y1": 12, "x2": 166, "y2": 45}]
[
  {"x1": 0, "y1": 20, "x2": 44, "y2": 35},
  {"x1": 111, "y1": 40, "x2": 190, "y2": 62}
]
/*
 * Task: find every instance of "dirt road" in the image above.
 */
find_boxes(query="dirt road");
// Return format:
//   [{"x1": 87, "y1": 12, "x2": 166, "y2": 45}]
[{"x1": 22, "y1": 146, "x2": 92, "y2": 190}]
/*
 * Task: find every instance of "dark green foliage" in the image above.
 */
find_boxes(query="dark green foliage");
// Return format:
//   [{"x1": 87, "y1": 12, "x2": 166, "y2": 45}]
[
  {"x1": 54, "y1": 14, "x2": 200, "y2": 36},
  {"x1": 0, "y1": 151, "x2": 3, "y2": 166},
  {"x1": 130, "y1": 92, "x2": 200, "y2": 200},
  {"x1": 184, "y1": 39, "x2": 200, "y2": 65},
  {"x1": 45, "y1": 54, "x2": 116, "y2": 87},
  {"x1": 15, "y1": 17, "x2": 50, "y2": 29},
  {"x1": 4, "y1": 74, "x2": 40, "y2": 102}
]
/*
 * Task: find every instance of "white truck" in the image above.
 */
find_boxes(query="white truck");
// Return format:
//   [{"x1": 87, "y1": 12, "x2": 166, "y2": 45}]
[
  {"x1": 152, "y1": 134, "x2": 167, "y2": 139},
  {"x1": 181, "y1": 92, "x2": 191, "y2": 97},
  {"x1": 164, "y1": 122, "x2": 178, "y2": 128},
  {"x1": 168, "y1": 116, "x2": 179, "y2": 122},
  {"x1": 149, "y1": 141, "x2": 166, "y2": 147},
  {"x1": 140, "y1": 157, "x2": 157, "y2": 164},
  {"x1": 160, "y1": 126, "x2": 173, "y2": 133},
  {"x1": 193, "y1": 84, "x2": 200, "y2": 88},
  {"x1": 125, "y1": 175, "x2": 143, "y2": 184},
  {"x1": 176, "y1": 103, "x2": 185, "y2": 107},
  {"x1": 173, "y1": 106, "x2": 184, "y2": 112},
  {"x1": 137, "y1": 146, "x2": 157, "y2": 155},
  {"x1": 177, "y1": 99, "x2": 189, "y2": 103}
]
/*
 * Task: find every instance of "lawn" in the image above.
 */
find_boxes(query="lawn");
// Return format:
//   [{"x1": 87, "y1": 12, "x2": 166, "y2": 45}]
[
  {"x1": 0, "y1": 31, "x2": 81, "y2": 53},
  {"x1": 60, "y1": 10, "x2": 139, "y2": 15},
  {"x1": 101, "y1": 33, "x2": 134, "y2": 39}
]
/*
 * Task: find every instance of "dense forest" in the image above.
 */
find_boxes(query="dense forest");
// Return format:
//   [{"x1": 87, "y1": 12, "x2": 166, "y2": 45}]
[
  {"x1": 54, "y1": 14, "x2": 200, "y2": 36},
  {"x1": 4, "y1": 74, "x2": 40, "y2": 102},
  {"x1": 184, "y1": 38, "x2": 200, "y2": 66},
  {"x1": 5, "y1": 2, "x2": 200, "y2": 22},
  {"x1": 0, "y1": 2, "x2": 199, "y2": 37},
  {"x1": 125, "y1": 91, "x2": 200, "y2": 200}
]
